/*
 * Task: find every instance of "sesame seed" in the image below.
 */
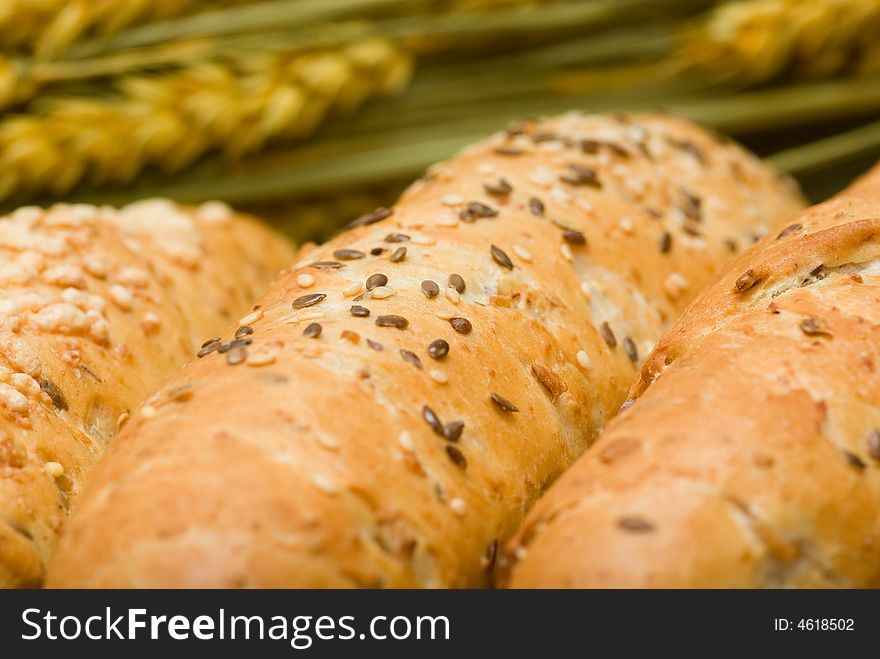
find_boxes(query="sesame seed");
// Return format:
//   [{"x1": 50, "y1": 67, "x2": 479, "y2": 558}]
[
  {"x1": 292, "y1": 293, "x2": 326, "y2": 309},
  {"x1": 445, "y1": 288, "x2": 461, "y2": 304},
  {"x1": 800, "y1": 317, "x2": 832, "y2": 338},
  {"x1": 600, "y1": 322, "x2": 617, "y2": 348},
  {"x1": 477, "y1": 163, "x2": 495, "y2": 175},
  {"x1": 490, "y1": 392, "x2": 519, "y2": 412},
  {"x1": 350, "y1": 305, "x2": 371, "y2": 317},
  {"x1": 664, "y1": 272, "x2": 689, "y2": 298},
  {"x1": 226, "y1": 347, "x2": 247, "y2": 365},
  {"x1": 312, "y1": 474, "x2": 338, "y2": 495},
  {"x1": 777, "y1": 223, "x2": 803, "y2": 239},
  {"x1": 412, "y1": 234, "x2": 436, "y2": 246},
  {"x1": 428, "y1": 339, "x2": 449, "y2": 360},
  {"x1": 491, "y1": 244, "x2": 513, "y2": 269},
  {"x1": 562, "y1": 229, "x2": 586, "y2": 245},
  {"x1": 347, "y1": 207, "x2": 392, "y2": 229},
  {"x1": 246, "y1": 351, "x2": 277, "y2": 367},
  {"x1": 580, "y1": 281, "x2": 592, "y2": 298},
  {"x1": 376, "y1": 315, "x2": 409, "y2": 329},
  {"x1": 303, "y1": 323, "x2": 322, "y2": 338},
  {"x1": 141, "y1": 405, "x2": 157, "y2": 419},
  {"x1": 343, "y1": 281, "x2": 363, "y2": 297},
  {"x1": 365, "y1": 273, "x2": 388, "y2": 290},
  {"x1": 446, "y1": 445, "x2": 467, "y2": 469},
  {"x1": 436, "y1": 215, "x2": 459, "y2": 228},
  {"x1": 235, "y1": 326, "x2": 254, "y2": 339},
  {"x1": 430, "y1": 369, "x2": 448, "y2": 384},
  {"x1": 421, "y1": 280, "x2": 440, "y2": 298},
  {"x1": 619, "y1": 217, "x2": 634, "y2": 234},
  {"x1": 370, "y1": 285, "x2": 397, "y2": 300},
  {"x1": 390, "y1": 247, "x2": 407, "y2": 262},
  {"x1": 576, "y1": 350, "x2": 590, "y2": 368},
  {"x1": 441, "y1": 193, "x2": 465, "y2": 206},
  {"x1": 298, "y1": 311, "x2": 324, "y2": 321},
  {"x1": 449, "y1": 317, "x2": 472, "y2": 334},
  {"x1": 624, "y1": 337, "x2": 638, "y2": 362},
  {"x1": 483, "y1": 178, "x2": 513, "y2": 197},
  {"x1": 297, "y1": 274, "x2": 316, "y2": 290},
  {"x1": 444, "y1": 420, "x2": 464, "y2": 442},
  {"x1": 366, "y1": 339, "x2": 384, "y2": 351},
  {"x1": 400, "y1": 349, "x2": 423, "y2": 369},
  {"x1": 560, "y1": 244, "x2": 573, "y2": 262},
  {"x1": 240, "y1": 308, "x2": 263, "y2": 325},
  {"x1": 333, "y1": 249, "x2": 366, "y2": 261},
  {"x1": 434, "y1": 308, "x2": 456, "y2": 320},
  {"x1": 448, "y1": 273, "x2": 466, "y2": 294},
  {"x1": 528, "y1": 197, "x2": 545, "y2": 216},
  {"x1": 422, "y1": 405, "x2": 444, "y2": 436},
  {"x1": 618, "y1": 517, "x2": 654, "y2": 532},
  {"x1": 449, "y1": 497, "x2": 467, "y2": 515},
  {"x1": 45, "y1": 461, "x2": 64, "y2": 478},
  {"x1": 868, "y1": 429, "x2": 880, "y2": 461},
  {"x1": 512, "y1": 244, "x2": 532, "y2": 262},
  {"x1": 399, "y1": 431, "x2": 414, "y2": 451},
  {"x1": 384, "y1": 233, "x2": 410, "y2": 243},
  {"x1": 659, "y1": 232, "x2": 672, "y2": 253}
]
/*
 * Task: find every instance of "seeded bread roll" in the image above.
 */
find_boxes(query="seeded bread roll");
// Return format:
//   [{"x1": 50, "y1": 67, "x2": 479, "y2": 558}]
[
  {"x1": 0, "y1": 199, "x2": 293, "y2": 587},
  {"x1": 505, "y1": 162, "x2": 880, "y2": 588},
  {"x1": 48, "y1": 112, "x2": 802, "y2": 588}
]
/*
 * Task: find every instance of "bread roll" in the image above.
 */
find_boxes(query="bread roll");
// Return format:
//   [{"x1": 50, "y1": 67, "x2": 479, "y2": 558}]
[
  {"x1": 47, "y1": 113, "x2": 802, "y2": 588},
  {"x1": 0, "y1": 199, "x2": 293, "y2": 587},
  {"x1": 506, "y1": 162, "x2": 880, "y2": 588}
]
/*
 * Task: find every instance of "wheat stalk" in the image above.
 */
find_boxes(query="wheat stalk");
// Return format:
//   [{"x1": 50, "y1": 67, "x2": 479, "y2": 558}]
[
  {"x1": 680, "y1": 0, "x2": 880, "y2": 85},
  {"x1": 0, "y1": 39, "x2": 412, "y2": 203}
]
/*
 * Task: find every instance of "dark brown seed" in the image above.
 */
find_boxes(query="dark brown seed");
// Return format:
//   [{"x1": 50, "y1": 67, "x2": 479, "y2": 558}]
[
  {"x1": 384, "y1": 233, "x2": 410, "y2": 243},
  {"x1": 560, "y1": 165, "x2": 601, "y2": 188},
  {"x1": 421, "y1": 280, "x2": 440, "y2": 298},
  {"x1": 422, "y1": 405, "x2": 444, "y2": 436},
  {"x1": 494, "y1": 145, "x2": 523, "y2": 156},
  {"x1": 465, "y1": 202, "x2": 498, "y2": 218},
  {"x1": 724, "y1": 238, "x2": 738, "y2": 252},
  {"x1": 303, "y1": 323, "x2": 322, "y2": 338},
  {"x1": 366, "y1": 339, "x2": 384, "y2": 351},
  {"x1": 292, "y1": 293, "x2": 326, "y2": 309},
  {"x1": 482, "y1": 539, "x2": 498, "y2": 571},
  {"x1": 389, "y1": 247, "x2": 407, "y2": 263},
  {"x1": 448, "y1": 273, "x2": 466, "y2": 294},
  {"x1": 800, "y1": 317, "x2": 832, "y2": 338},
  {"x1": 333, "y1": 249, "x2": 366, "y2": 261},
  {"x1": 623, "y1": 337, "x2": 638, "y2": 363},
  {"x1": 580, "y1": 139, "x2": 600, "y2": 154},
  {"x1": 868, "y1": 429, "x2": 880, "y2": 461},
  {"x1": 197, "y1": 340, "x2": 221, "y2": 358},
  {"x1": 446, "y1": 445, "x2": 467, "y2": 469},
  {"x1": 680, "y1": 190, "x2": 702, "y2": 221},
  {"x1": 428, "y1": 339, "x2": 449, "y2": 360},
  {"x1": 618, "y1": 517, "x2": 655, "y2": 533},
  {"x1": 39, "y1": 379, "x2": 68, "y2": 411},
  {"x1": 444, "y1": 420, "x2": 465, "y2": 442},
  {"x1": 201, "y1": 337, "x2": 221, "y2": 348},
  {"x1": 606, "y1": 142, "x2": 631, "y2": 158},
  {"x1": 234, "y1": 326, "x2": 254, "y2": 339},
  {"x1": 562, "y1": 230, "x2": 586, "y2": 245},
  {"x1": 528, "y1": 197, "x2": 545, "y2": 217},
  {"x1": 483, "y1": 178, "x2": 512, "y2": 197},
  {"x1": 400, "y1": 349, "x2": 423, "y2": 369},
  {"x1": 659, "y1": 232, "x2": 672, "y2": 253},
  {"x1": 600, "y1": 322, "x2": 617, "y2": 348},
  {"x1": 734, "y1": 269, "x2": 762, "y2": 292},
  {"x1": 668, "y1": 138, "x2": 705, "y2": 163},
  {"x1": 776, "y1": 223, "x2": 803, "y2": 239},
  {"x1": 226, "y1": 347, "x2": 247, "y2": 365},
  {"x1": 370, "y1": 247, "x2": 384, "y2": 256},
  {"x1": 449, "y1": 317, "x2": 472, "y2": 334},
  {"x1": 312, "y1": 261, "x2": 343, "y2": 269},
  {"x1": 490, "y1": 392, "x2": 519, "y2": 412},
  {"x1": 491, "y1": 244, "x2": 513, "y2": 269},
  {"x1": 843, "y1": 450, "x2": 866, "y2": 471},
  {"x1": 347, "y1": 207, "x2": 392, "y2": 229},
  {"x1": 376, "y1": 315, "x2": 409, "y2": 329},
  {"x1": 350, "y1": 305, "x2": 371, "y2": 318},
  {"x1": 217, "y1": 338, "x2": 251, "y2": 354},
  {"x1": 682, "y1": 225, "x2": 701, "y2": 238},
  {"x1": 365, "y1": 273, "x2": 388, "y2": 290}
]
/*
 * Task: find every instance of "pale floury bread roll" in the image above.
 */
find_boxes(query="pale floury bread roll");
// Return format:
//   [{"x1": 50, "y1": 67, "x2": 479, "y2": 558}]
[
  {"x1": 48, "y1": 113, "x2": 803, "y2": 588},
  {"x1": 506, "y1": 162, "x2": 880, "y2": 588},
  {"x1": 0, "y1": 200, "x2": 294, "y2": 587}
]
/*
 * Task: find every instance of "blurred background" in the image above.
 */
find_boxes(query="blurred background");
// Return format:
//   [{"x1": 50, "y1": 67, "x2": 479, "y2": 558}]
[{"x1": 0, "y1": 0, "x2": 878, "y2": 242}]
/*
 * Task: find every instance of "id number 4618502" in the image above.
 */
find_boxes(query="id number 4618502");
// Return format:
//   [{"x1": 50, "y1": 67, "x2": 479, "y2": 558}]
[{"x1": 774, "y1": 618, "x2": 854, "y2": 631}]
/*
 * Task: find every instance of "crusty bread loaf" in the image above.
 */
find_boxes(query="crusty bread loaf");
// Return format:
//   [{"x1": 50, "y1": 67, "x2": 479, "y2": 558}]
[
  {"x1": 0, "y1": 199, "x2": 293, "y2": 587},
  {"x1": 505, "y1": 162, "x2": 880, "y2": 588},
  {"x1": 47, "y1": 112, "x2": 803, "y2": 588}
]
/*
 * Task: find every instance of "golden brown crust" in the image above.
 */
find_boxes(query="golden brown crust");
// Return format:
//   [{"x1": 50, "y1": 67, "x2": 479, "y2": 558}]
[
  {"x1": 0, "y1": 199, "x2": 293, "y2": 587},
  {"x1": 46, "y1": 112, "x2": 802, "y2": 588},
  {"x1": 506, "y1": 163, "x2": 880, "y2": 588}
]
